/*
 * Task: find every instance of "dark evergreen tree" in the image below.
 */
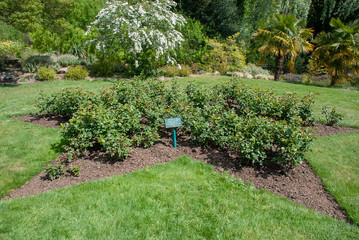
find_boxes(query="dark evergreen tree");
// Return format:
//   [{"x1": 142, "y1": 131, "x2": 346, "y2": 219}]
[{"x1": 308, "y1": 0, "x2": 359, "y2": 34}]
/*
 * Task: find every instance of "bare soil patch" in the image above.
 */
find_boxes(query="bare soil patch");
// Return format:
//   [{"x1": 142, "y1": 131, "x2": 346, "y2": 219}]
[
  {"x1": 5, "y1": 115, "x2": 359, "y2": 222},
  {"x1": 15, "y1": 114, "x2": 70, "y2": 128}
]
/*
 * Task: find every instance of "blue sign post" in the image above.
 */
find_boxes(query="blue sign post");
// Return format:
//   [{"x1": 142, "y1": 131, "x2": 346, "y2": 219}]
[{"x1": 164, "y1": 117, "x2": 182, "y2": 148}]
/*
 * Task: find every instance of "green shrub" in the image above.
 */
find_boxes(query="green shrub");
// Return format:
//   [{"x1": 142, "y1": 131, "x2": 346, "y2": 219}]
[
  {"x1": 160, "y1": 65, "x2": 179, "y2": 77},
  {"x1": 19, "y1": 47, "x2": 39, "y2": 62},
  {"x1": 22, "y1": 54, "x2": 55, "y2": 73},
  {"x1": 36, "y1": 87, "x2": 98, "y2": 117},
  {"x1": 36, "y1": 66, "x2": 56, "y2": 81},
  {"x1": 44, "y1": 164, "x2": 64, "y2": 180},
  {"x1": 0, "y1": 40, "x2": 22, "y2": 70},
  {"x1": 322, "y1": 106, "x2": 343, "y2": 126},
  {"x1": 201, "y1": 33, "x2": 246, "y2": 75},
  {"x1": 90, "y1": 60, "x2": 115, "y2": 77},
  {"x1": 65, "y1": 65, "x2": 89, "y2": 80},
  {"x1": 0, "y1": 20, "x2": 25, "y2": 42},
  {"x1": 57, "y1": 54, "x2": 80, "y2": 67},
  {"x1": 37, "y1": 79, "x2": 314, "y2": 169},
  {"x1": 242, "y1": 64, "x2": 271, "y2": 76},
  {"x1": 178, "y1": 65, "x2": 192, "y2": 77}
]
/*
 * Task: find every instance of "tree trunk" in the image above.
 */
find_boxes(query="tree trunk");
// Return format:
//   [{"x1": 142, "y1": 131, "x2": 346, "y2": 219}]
[
  {"x1": 330, "y1": 75, "x2": 338, "y2": 86},
  {"x1": 274, "y1": 54, "x2": 284, "y2": 81}
]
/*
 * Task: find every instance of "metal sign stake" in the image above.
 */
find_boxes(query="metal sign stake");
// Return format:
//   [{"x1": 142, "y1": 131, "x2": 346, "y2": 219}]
[{"x1": 165, "y1": 117, "x2": 182, "y2": 148}]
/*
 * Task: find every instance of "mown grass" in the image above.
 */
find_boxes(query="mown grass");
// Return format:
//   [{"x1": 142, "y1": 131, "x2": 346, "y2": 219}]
[
  {"x1": 1, "y1": 157, "x2": 358, "y2": 239},
  {"x1": 0, "y1": 80, "x2": 114, "y2": 197},
  {"x1": 305, "y1": 131, "x2": 359, "y2": 224},
  {"x1": 1, "y1": 77, "x2": 358, "y2": 237},
  {"x1": 177, "y1": 76, "x2": 359, "y2": 128}
]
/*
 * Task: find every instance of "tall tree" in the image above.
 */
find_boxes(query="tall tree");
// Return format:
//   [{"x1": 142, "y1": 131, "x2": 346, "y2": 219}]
[
  {"x1": 254, "y1": 14, "x2": 313, "y2": 81},
  {"x1": 308, "y1": 0, "x2": 359, "y2": 34},
  {"x1": 311, "y1": 18, "x2": 359, "y2": 85},
  {"x1": 175, "y1": 0, "x2": 244, "y2": 37}
]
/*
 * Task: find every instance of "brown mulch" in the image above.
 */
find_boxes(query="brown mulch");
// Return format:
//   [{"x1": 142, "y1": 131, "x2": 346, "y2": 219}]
[
  {"x1": 15, "y1": 114, "x2": 70, "y2": 128},
  {"x1": 4, "y1": 115, "x2": 359, "y2": 222}
]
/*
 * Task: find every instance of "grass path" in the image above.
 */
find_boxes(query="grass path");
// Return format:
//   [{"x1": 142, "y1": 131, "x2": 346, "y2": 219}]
[
  {"x1": 1, "y1": 157, "x2": 358, "y2": 239},
  {"x1": 305, "y1": 131, "x2": 359, "y2": 224}
]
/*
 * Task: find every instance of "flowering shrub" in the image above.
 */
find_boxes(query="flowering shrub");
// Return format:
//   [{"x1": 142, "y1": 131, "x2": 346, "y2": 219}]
[
  {"x1": 38, "y1": 79, "x2": 315, "y2": 171},
  {"x1": 86, "y1": 0, "x2": 186, "y2": 76}
]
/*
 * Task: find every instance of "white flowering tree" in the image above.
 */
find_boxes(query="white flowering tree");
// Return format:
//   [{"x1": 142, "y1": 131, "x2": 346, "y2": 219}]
[{"x1": 86, "y1": 0, "x2": 186, "y2": 76}]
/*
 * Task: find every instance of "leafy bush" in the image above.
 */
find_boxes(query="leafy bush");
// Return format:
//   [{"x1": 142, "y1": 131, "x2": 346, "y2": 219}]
[
  {"x1": 242, "y1": 64, "x2": 271, "y2": 76},
  {"x1": 201, "y1": 33, "x2": 246, "y2": 75},
  {"x1": 37, "y1": 79, "x2": 314, "y2": 169},
  {"x1": 65, "y1": 65, "x2": 89, "y2": 80},
  {"x1": 57, "y1": 54, "x2": 80, "y2": 67},
  {"x1": 0, "y1": 40, "x2": 22, "y2": 70},
  {"x1": 160, "y1": 65, "x2": 179, "y2": 77},
  {"x1": 159, "y1": 65, "x2": 192, "y2": 77},
  {"x1": 0, "y1": 20, "x2": 25, "y2": 42},
  {"x1": 22, "y1": 54, "x2": 55, "y2": 73},
  {"x1": 178, "y1": 65, "x2": 192, "y2": 77},
  {"x1": 322, "y1": 106, "x2": 343, "y2": 126},
  {"x1": 19, "y1": 47, "x2": 39, "y2": 62},
  {"x1": 90, "y1": 60, "x2": 115, "y2": 77},
  {"x1": 36, "y1": 66, "x2": 56, "y2": 81},
  {"x1": 44, "y1": 164, "x2": 64, "y2": 180},
  {"x1": 36, "y1": 88, "x2": 98, "y2": 117}
]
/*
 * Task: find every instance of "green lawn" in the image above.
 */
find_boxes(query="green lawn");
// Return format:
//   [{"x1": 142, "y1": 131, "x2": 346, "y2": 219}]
[
  {"x1": 0, "y1": 78, "x2": 358, "y2": 238},
  {"x1": 0, "y1": 80, "x2": 114, "y2": 197},
  {"x1": 1, "y1": 157, "x2": 358, "y2": 239},
  {"x1": 305, "y1": 132, "x2": 359, "y2": 224}
]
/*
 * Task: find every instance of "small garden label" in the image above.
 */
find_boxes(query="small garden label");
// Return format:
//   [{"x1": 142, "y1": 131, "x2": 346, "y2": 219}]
[
  {"x1": 165, "y1": 117, "x2": 182, "y2": 149},
  {"x1": 165, "y1": 117, "x2": 182, "y2": 128}
]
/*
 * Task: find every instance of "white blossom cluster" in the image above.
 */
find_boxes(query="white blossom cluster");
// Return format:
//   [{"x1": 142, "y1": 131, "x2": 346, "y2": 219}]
[{"x1": 86, "y1": 0, "x2": 186, "y2": 66}]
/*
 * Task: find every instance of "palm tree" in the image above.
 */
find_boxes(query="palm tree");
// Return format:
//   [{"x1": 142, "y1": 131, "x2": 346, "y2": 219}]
[
  {"x1": 254, "y1": 14, "x2": 314, "y2": 81},
  {"x1": 311, "y1": 18, "x2": 359, "y2": 86}
]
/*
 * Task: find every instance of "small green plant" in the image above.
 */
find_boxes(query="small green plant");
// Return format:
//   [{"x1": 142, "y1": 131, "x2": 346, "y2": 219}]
[
  {"x1": 68, "y1": 166, "x2": 81, "y2": 177},
  {"x1": 65, "y1": 65, "x2": 89, "y2": 80},
  {"x1": 44, "y1": 164, "x2": 64, "y2": 180},
  {"x1": 22, "y1": 55, "x2": 55, "y2": 73},
  {"x1": 36, "y1": 66, "x2": 56, "y2": 81},
  {"x1": 322, "y1": 106, "x2": 343, "y2": 125},
  {"x1": 57, "y1": 54, "x2": 80, "y2": 67}
]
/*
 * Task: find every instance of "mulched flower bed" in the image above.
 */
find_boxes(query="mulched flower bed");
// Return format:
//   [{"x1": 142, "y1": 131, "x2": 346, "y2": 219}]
[{"x1": 5, "y1": 114, "x2": 359, "y2": 222}]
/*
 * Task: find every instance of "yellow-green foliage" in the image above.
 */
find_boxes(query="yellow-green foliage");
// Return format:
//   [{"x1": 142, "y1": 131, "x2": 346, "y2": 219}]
[
  {"x1": 178, "y1": 65, "x2": 192, "y2": 77},
  {"x1": 160, "y1": 65, "x2": 192, "y2": 77},
  {"x1": 308, "y1": 56, "x2": 328, "y2": 75},
  {"x1": 0, "y1": 40, "x2": 21, "y2": 61},
  {"x1": 160, "y1": 65, "x2": 178, "y2": 77},
  {"x1": 65, "y1": 65, "x2": 89, "y2": 80},
  {"x1": 36, "y1": 66, "x2": 56, "y2": 81},
  {"x1": 201, "y1": 33, "x2": 246, "y2": 75}
]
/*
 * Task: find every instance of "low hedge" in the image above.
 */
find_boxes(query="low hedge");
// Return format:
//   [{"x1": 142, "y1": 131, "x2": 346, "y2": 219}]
[{"x1": 37, "y1": 79, "x2": 315, "y2": 170}]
